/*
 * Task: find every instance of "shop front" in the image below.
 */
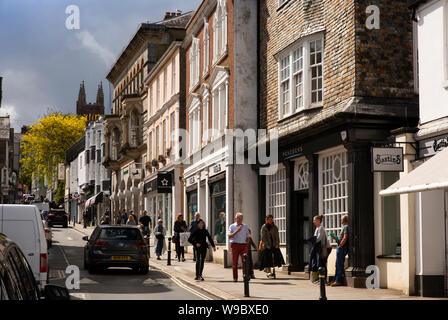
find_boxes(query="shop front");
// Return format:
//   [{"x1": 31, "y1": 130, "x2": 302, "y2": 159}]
[
  {"x1": 144, "y1": 171, "x2": 174, "y2": 236},
  {"x1": 261, "y1": 123, "x2": 397, "y2": 287}
]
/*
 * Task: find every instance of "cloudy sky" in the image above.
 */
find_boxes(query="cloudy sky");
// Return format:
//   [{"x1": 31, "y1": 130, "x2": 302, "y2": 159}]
[{"x1": 0, "y1": 0, "x2": 199, "y2": 131}]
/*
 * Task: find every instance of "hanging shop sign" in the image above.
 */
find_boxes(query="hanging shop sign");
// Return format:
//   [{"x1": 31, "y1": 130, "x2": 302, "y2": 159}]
[
  {"x1": 157, "y1": 172, "x2": 173, "y2": 193},
  {"x1": 144, "y1": 178, "x2": 158, "y2": 195},
  {"x1": 419, "y1": 134, "x2": 448, "y2": 158},
  {"x1": 371, "y1": 147, "x2": 404, "y2": 172}
]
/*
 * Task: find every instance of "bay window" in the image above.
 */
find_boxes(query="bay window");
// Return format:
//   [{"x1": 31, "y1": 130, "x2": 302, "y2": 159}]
[{"x1": 278, "y1": 34, "x2": 324, "y2": 120}]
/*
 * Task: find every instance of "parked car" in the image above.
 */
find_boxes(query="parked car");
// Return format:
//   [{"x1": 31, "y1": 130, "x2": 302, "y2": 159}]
[
  {"x1": 47, "y1": 209, "x2": 68, "y2": 228},
  {"x1": 41, "y1": 214, "x2": 52, "y2": 248},
  {"x1": 83, "y1": 225, "x2": 149, "y2": 275},
  {"x1": 0, "y1": 233, "x2": 69, "y2": 300},
  {"x1": 0, "y1": 205, "x2": 48, "y2": 289}
]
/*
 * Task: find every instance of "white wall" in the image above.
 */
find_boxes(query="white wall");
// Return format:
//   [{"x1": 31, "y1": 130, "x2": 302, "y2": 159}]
[
  {"x1": 417, "y1": 0, "x2": 448, "y2": 124},
  {"x1": 415, "y1": 189, "x2": 446, "y2": 275}
]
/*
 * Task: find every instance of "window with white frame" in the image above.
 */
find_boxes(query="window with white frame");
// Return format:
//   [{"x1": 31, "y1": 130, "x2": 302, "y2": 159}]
[
  {"x1": 294, "y1": 160, "x2": 309, "y2": 191},
  {"x1": 188, "y1": 100, "x2": 201, "y2": 154},
  {"x1": 189, "y1": 37, "x2": 200, "y2": 90},
  {"x1": 213, "y1": 0, "x2": 228, "y2": 63},
  {"x1": 148, "y1": 130, "x2": 153, "y2": 161},
  {"x1": 170, "y1": 112, "x2": 175, "y2": 150},
  {"x1": 202, "y1": 92, "x2": 210, "y2": 144},
  {"x1": 172, "y1": 57, "x2": 176, "y2": 95},
  {"x1": 156, "y1": 125, "x2": 160, "y2": 157},
  {"x1": 266, "y1": 165, "x2": 287, "y2": 245},
  {"x1": 211, "y1": 83, "x2": 227, "y2": 137},
  {"x1": 278, "y1": 35, "x2": 324, "y2": 120},
  {"x1": 203, "y1": 20, "x2": 210, "y2": 76},
  {"x1": 156, "y1": 77, "x2": 160, "y2": 108},
  {"x1": 319, "y1": 150, "x2": 348, "y2": 242},
  {"x1": 162, "y1": 119, "x2": 167, "y2": 156},
  {"x1": 163, "y1": 68, "x2": 168, "y2": 103}
]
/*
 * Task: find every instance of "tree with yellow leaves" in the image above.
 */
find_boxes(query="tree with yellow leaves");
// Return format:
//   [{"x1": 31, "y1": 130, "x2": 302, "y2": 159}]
[{"x1": 20, "y1": 113, "x2": 86, "y2": 202}]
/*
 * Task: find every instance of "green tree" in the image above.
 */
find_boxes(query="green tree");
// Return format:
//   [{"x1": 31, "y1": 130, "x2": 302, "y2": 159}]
[{"x1": 20, "y1": 113, "x2": 86, "y2": 201}]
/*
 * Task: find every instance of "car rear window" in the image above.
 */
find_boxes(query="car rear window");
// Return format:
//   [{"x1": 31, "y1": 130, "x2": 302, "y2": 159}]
[
  {"x1": 99, "y1": 228, "x2": 141, "y2": 241},
  {"x1": 51, "y1": 211, "x2": 65, "y2": 216}
]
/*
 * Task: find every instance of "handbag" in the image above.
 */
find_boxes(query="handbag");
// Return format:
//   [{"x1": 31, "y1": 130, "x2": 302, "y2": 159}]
[
  {"x1": 179, "y1": 232, "x2": 191, "y2": 247},
  {"x1": 171, "y1": 235, "x2": 177, "y2": 243}
]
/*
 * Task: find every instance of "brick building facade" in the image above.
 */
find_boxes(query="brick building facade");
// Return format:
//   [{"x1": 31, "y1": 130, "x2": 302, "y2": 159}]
[{"x1": 258, "y1": 0, "x2": 418, "y2": 287}]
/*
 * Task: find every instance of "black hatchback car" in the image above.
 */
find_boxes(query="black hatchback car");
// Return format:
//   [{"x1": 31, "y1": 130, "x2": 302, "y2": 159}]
[
  {"x1": 47, "y1": 209, "x2": 68, "y2": 228},
  {"x1": 83, "y1": 225, "x2": 149, "y2": 275},
  {"x1": 0, "y1": 233, "x2": 69, "y2": 300}
]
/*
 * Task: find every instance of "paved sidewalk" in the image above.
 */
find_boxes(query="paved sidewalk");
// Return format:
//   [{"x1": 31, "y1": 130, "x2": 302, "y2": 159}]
[
  {"x1": 149, "y1": 251, "x2": 445, "y2": 301},
  {"x1": 72, "y1": 223, "x2": 96, "y2": 237}
]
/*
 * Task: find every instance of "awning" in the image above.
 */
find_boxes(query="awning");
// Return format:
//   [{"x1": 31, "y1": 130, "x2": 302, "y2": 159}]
[
  {"x1": 380, "y1": 147, "x2": 448, "y2": 196},
  {"x1": 85, "y1": 192, "x2": 103, "y2": 208}
]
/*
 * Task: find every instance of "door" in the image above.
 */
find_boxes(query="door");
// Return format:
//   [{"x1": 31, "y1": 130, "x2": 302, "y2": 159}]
[{"x1": 295, "y1": 192, "x2": 311, "y2": 271}]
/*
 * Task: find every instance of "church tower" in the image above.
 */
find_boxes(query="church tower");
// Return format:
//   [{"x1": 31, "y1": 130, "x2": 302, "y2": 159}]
[{"x1": 76, "y1": 81, "x2": 105, "y2": 122}]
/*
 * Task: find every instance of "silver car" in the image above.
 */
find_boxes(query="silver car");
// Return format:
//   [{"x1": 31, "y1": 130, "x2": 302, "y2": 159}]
[{"x1": 83, "y1": 225, "x2": 149, "y2": 274}]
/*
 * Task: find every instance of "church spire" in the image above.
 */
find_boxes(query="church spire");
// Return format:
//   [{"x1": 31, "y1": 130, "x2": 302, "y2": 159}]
[
  {"x1": 77, "y1": 81, "x2": 87, "y2": 107},
  {"x1": 96, "y1": 81, "x2": 104, "y2": 106}
]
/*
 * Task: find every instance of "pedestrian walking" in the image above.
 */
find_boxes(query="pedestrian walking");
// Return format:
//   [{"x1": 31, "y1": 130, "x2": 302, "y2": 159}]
[
  {"x1": 100, "y1": 212, "x2": 110, "y2": 225},
  {"x1": 129, "y1": 210, "x2": 137, "y2": 222},
  {"x1": 126, "y1": 215, "x2": 137, "y2": 225},
  {"x1": 308, "y1": 214, "x2": 328, "y2": 283},
  {"x1": 121, "y1": 209, "x2": 128, "y2": 225},
  {"x1": 228, "y1": 212, "x2": 250, "y2": 282},
  {"x1": 188, "y1": 219, "x2": 216, "y2": 281},
  {"x1": 189, "y1": 212, "x2": 201, "y2": 262},
  {"x1": 259, "y1": 215, "x2": 285, "y2": 278},
  {"x1": 154, "y1": 219, "x2": 166, "y2": 260},
  {"x1": 174, "y1": 213, "x2": 187, "y2": 262},
  {"x1": 330, "y1": 214, "x2": 350, "y2": 287},
  {"x1": 138, "y1": 210, "x2": 152, "y2": 237},
  {"x1": 116, "y1": 211, "x2": 122, "y2": 225}
]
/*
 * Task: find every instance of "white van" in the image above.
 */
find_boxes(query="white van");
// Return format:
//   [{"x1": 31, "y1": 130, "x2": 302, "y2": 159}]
[{"x1": 0, "y1": 205, "x2": 48, "y2": 289}]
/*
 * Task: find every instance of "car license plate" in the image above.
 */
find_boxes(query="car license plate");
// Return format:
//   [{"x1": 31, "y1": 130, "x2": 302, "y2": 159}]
[{"x1": 111, "y1": 256, "x2": 130, "y2": 261}]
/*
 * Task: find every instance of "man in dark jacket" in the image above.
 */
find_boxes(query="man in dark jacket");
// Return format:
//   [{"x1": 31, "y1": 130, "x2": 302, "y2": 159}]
[
  {"x1": 188, "y1": 219, "x2": 216, "y2": 281},
  {"x1": 189, "y1": 212, "x2": 201, "y2": 261}
]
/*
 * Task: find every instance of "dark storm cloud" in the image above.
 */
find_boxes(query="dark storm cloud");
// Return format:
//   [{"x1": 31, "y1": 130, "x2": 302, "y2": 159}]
[{"x1": 0, "y1": 0, "x2": 199, "y2": 130}]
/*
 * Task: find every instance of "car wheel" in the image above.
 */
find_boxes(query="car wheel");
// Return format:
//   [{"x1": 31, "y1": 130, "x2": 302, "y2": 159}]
[{"x1": 139, "y1": 266, "x2": 149, "y2": 275}]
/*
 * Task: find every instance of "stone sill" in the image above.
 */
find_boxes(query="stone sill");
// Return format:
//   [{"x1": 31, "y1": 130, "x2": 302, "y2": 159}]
[{"x1": 277, "y1": 105, "x2": 323, "y2": 124}]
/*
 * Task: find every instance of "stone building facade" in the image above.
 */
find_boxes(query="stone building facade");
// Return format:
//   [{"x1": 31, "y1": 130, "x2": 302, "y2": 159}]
[
  {"x1": 183, "y1": 0, "x2": 259, "y2": 265},
  {"x1": 76, "y1": 81, "x2": 105, "y2": 123},
  {"x1": 258, "y1": 0, "x2": 418, "y2": 287},
  {"x1": 104, "y1": 12, "x2": 194, "y2": 223}
]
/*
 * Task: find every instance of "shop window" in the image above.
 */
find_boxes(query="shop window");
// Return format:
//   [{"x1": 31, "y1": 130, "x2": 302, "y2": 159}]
[
  {"x1": 187, "y1": 191, "x2": 198, "y2": 226},
  {"x1": 320, "y1": 150, "x2": 348, "y2": 242},
  {"x1": 381, "y1": 172, "x2": 401, "y2": 256},
  {"x1": 266, "y1": 165, "x2": 287, "y2": 245},
  {"x1": 294, "y1": 160, "x2": 309, "y2": 191},
  {"x1": 210, "y1": 179, "x2": 226, "y2": 244}
]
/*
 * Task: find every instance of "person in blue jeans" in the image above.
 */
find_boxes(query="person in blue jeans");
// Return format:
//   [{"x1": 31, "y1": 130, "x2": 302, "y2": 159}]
[
  {"x1": 331, "y1": 214, "x2": 349, "y2": 286},
  {"x1": 308, "y1": 215, "x2": 326, "y2": 282}
]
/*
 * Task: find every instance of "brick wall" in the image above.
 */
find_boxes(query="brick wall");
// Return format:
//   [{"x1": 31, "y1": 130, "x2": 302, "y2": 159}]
[{"x1": 260, "y1": 0, "x2": 416, "y2": 133}]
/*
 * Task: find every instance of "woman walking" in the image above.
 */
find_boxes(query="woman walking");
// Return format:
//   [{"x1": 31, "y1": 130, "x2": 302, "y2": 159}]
[
  {"x1": 188, "y1": 219, "x2": 216, "y2": 281},
  {"x1": 173, "y1": 213, "x2": 187, "y2": 262},
  {"x1": 259, "y1": 215, "x2": 285, "y2": 278},
  {"x1": 126, "y1": 214, "x2": 137, "y2": 225},
  {"x1": 154, "y1": 219, "x2": 166, "y2": 260}
]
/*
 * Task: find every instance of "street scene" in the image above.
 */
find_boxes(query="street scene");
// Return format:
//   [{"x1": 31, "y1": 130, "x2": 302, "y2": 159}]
[{"x1": 0, "y1": 0, "x2": 448, "y2": 309}]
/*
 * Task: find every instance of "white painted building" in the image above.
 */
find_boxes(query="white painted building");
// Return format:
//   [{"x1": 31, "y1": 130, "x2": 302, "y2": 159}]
[{"x1": 379, "y1": 0, "x2": 448, "y2": 297}]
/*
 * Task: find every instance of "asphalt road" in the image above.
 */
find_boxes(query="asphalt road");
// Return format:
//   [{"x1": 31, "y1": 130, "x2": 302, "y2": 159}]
[{"x1": 47, "y1": 226, "x2": 211, "y2": 300}]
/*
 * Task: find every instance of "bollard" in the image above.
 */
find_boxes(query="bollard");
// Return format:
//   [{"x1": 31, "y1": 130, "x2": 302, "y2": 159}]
[
  {"x1": 167, "y1": 237, "x2": 172, "y2": 266},
  {"x1": 318, "y1": 267, "x2": 327, "y2": 301},
  {"x1": 243, "y1": 254, "x2": 250, "y2": 297}
]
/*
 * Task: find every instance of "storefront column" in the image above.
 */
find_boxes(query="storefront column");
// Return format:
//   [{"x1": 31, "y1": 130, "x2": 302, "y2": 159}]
[
  {"x1": 205, "y1": 173, "x2": 210, "y2": 229},
  {"x1": 183, "y1": 180, "x2": 187, "y2": 221},
  {"x1": 196, "y1": 174, "x2": 201, "y2": 217},
  {"x1": 345, "y1": 142, "x2": 375, "y2": 288},
  {"x1": 284, "y1": 161, "x2": 294, "y2": 270},
  {"x1": 394, "y1": 129, "x2": 417, "y2": 295},
  {"x1": 225, "y1": 164, "x2": 234, "y2": 252}
]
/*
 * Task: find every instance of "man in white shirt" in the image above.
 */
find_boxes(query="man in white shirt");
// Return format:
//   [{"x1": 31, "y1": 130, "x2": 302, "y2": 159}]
[{"x1": 228, "y1": 212, "x2": 250, "y2": 282}]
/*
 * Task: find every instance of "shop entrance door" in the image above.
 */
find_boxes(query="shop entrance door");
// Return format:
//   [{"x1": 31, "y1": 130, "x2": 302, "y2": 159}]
[{"x1": 294, "y1": 191, "x2": 311, "y2": 271}]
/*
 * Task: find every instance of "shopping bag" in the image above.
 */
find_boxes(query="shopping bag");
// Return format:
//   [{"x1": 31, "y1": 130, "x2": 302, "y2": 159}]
[{"x1": 179, "y1": 232, "x2": 191, "y2": 247}]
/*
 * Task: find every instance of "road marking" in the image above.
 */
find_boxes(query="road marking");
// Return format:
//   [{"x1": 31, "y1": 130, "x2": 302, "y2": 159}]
[
  {"x1": 155, "y1": 269, "x2": 212, "y2": 300},
  {"x1": 58, "y1": 245, "x2": 70, "y2": 267},
  {"x1": 67, "y1": 237, "x2": 73, "y2": 241}
]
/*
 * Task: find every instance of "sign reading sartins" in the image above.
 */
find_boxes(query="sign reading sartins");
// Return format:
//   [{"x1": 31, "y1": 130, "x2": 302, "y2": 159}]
[{"x1": 371, "y1": 147, "x2": 404, "y2": 172}]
